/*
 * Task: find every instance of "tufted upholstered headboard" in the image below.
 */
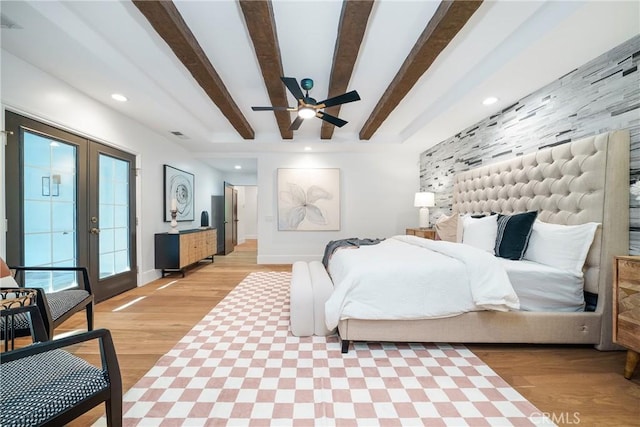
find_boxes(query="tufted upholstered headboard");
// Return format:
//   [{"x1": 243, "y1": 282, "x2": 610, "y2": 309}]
[{"x1": 452, "y1": 130, "x2": 629, "y2": 324}]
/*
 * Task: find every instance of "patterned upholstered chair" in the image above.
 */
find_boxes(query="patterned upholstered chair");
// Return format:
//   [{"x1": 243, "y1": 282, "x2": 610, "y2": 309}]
[
  {"x1": 0, "y1": 323, "x2": 122, "y2": 426},
  {"x1": 1, "y1": 288, "x2": 48, "y2": 351},
  {"x1": 0, "y1": 257, "x2": 94, "y2": 340}
]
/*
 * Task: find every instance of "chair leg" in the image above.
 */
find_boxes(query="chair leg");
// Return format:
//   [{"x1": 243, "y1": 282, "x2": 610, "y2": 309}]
[
  {"x1": 105, "y1": 397, "x2": 122, "y2": 427},
  {"x1": 86, "y1": 304, "x2": 94, "y2": 331}
]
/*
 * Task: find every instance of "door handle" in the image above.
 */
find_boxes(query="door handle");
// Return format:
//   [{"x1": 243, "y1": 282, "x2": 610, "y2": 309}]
[{"x1": 90, "y1": 227, "x2": 100, "y2": 235}]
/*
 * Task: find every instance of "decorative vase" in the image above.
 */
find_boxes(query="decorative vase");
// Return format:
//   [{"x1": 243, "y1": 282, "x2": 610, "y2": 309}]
[{"x1": 169, "y1": 209, "x2": 179, "y2": 234}]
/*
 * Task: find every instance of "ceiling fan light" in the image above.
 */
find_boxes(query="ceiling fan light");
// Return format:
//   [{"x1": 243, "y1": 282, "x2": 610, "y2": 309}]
[{"x1": 298, "y1": 107, "x2": 316, "y2": 119}]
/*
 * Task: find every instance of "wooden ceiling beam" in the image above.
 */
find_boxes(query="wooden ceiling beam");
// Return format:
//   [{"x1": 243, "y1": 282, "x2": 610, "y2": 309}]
[
  {"x1": 239, "y1": 0, "x2": 293, "y2": 140},
  {"x1": 132, "y1": 0, "x2": 255, "y2": 139},
  {"x1": 321, "y1": 0, "x2": 375, "y2": 140},
  {"x1": 359, "y1": 0, "x2": 483, "y2": 140}
]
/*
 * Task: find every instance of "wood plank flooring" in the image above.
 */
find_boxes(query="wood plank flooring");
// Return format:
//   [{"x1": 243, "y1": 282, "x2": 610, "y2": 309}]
[{"x1": 11, "y1": 240, "x2": 640, "y2": 426}]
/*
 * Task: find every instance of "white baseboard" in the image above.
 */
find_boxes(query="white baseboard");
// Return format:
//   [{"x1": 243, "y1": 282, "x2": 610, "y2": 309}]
[
  {"x1": 257, "y1": 254, "x2": 321, "y2": 264},
  {"x1": 140, "y1": 269, "x2": 162, "y2": 286}
]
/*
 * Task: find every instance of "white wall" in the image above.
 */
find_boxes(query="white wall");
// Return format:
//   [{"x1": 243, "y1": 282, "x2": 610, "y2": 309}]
[
  {"x1": 222, "y1": 171, "x2": 257, "y2": 187},
  {"x1": 1, "y1": 51, "x2": 225, "y2": 284},
  {"x1": 257, "y1": 152, "x2": 419, "y2": 264}
]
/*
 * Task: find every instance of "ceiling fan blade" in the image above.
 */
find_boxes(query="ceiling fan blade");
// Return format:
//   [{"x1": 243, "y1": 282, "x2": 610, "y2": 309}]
[
  {"x1": 281, "y1": 77, "x2": 305, "y2": 101},
  {"x1": 317, "y1": 90, "x2": 361, "y2": 108},
  {"x1": 251, "y1": 106, "x2": 294, "y2": 111},
  {"x1": 288, "y1": 115, "x2": 305, "y2": 131},
  {"x1": 317, "y1": 111, "x2": 348, "y2": 128}
]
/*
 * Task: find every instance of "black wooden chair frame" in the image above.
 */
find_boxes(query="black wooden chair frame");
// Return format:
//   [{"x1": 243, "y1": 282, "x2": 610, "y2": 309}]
[
  {"x1": 11, "y1": 266, "x2": 94, "y2": 339},
  {"x1": 1, "y1": 297, "x2": 48, "y2": 351},
  {"x1": 0, "y1": 317, "x2": 122, "y2": 427}
]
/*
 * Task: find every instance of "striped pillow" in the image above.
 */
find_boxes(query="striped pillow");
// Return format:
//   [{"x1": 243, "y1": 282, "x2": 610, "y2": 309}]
[{"x1": 494, "y1": 211, "x2": 538, "y2": 260}]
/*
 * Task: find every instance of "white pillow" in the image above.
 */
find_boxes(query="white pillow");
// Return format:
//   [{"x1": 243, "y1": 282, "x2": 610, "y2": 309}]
[
  {"x1": 523, "y1": 221, "x2": 599, "y2": 276},
  {"x1": 462, "y1": 214, "x2": 498, "y2": 253},
  {"x1": 0, "y1": 275, "x2": 19, "y2": 288}
]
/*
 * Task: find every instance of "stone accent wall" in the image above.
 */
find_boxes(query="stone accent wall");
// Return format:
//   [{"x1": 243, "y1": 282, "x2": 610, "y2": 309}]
[{"x1": 419, "y1": 35, "x2": 640, "y2": 254}]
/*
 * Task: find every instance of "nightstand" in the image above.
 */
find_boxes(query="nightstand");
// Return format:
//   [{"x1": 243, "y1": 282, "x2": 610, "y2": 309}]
[
  {"x1": 406, "y1": 228, "x2": 437, "y2": 240},
  {"x1": 613, "y1": 255, "x2": 640, "y2": 379}
]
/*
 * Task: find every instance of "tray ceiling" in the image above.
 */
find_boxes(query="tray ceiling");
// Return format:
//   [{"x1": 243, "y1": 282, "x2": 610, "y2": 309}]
[{"x1": 1, "y1": 0, "x2": 638, "y2": 164}]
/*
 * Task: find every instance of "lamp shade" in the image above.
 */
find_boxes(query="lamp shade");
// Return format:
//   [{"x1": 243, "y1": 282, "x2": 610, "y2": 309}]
[{"x1": 414, "y1": 192, "x2": 435, "y2": 208}]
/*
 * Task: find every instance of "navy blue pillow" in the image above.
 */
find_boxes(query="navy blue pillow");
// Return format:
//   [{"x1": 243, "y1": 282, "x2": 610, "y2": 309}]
[{"x1": 494, "y1": 211, "x2": 538, "y2": 260}]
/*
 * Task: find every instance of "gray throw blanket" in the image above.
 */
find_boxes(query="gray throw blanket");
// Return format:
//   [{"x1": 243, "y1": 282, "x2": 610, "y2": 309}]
[{"x1": 322, "y1": 238, "x2": 385, "y2": 269}]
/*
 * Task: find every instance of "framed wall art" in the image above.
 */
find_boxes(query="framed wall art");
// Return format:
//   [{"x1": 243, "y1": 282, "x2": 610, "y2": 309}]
[
  {"x1": 277, "y1": 168, "x2": 340, "y2": 231},
  {"x1": 164, "y1": 164, "x2": 195, "y2": 222}
]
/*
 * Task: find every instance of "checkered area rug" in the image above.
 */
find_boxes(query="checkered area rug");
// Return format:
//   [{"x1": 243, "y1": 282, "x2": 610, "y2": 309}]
[{"x1": 117, "y1": 272, "x2": 553, "y2": 427}]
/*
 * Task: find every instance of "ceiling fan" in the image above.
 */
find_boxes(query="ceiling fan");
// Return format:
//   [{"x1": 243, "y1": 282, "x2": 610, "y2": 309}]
[{"x1": 252, "y1": 77, "x2": 361, "y2": 130}]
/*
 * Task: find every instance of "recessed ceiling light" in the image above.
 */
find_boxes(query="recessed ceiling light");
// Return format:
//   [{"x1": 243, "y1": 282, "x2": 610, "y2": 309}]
[
  {"x1": 304, "y1": 146, "x2": 312, "y2": 151},
  {"x1": 482, "y1": 97, "x2": 498, "y2": 106},
  {"x1": 111, "y1": 93, "x2": 128, "y2": 102},
  {"x1": 234, "y1": 165, "x2": 242, "y2": 170}
]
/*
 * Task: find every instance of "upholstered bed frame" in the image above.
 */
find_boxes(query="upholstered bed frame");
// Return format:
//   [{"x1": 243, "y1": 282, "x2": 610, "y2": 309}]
[{"x1": 290, "y1": 130, "x2": 630, "y2": 352}]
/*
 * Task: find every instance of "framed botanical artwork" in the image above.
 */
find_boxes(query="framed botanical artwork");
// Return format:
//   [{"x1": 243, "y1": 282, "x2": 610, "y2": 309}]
[
  {"x1": 277, "y1": 168, "x2": 340, "y2": 231},
  {"x1": 164, "y1": 164, "x2": 195, "y2": 222}
]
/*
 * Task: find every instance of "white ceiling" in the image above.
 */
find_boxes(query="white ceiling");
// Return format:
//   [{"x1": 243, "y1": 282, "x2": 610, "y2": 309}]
[{"x1": 1, "y1": 1, "x2": 639, "y2": 175}]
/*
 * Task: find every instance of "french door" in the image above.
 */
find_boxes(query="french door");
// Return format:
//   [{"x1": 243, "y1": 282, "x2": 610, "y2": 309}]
[{"x1": 4, "y1": 112, "x2": 137, "y2": 302}]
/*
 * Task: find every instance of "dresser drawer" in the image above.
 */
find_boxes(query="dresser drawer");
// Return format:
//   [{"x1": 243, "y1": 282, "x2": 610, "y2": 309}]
[
  {"x1": 613, "y1": 256, "x2": 640, "y2": 352},
  {"x1": 617, "y1": 258, "x2": 640, "y2": 286}
]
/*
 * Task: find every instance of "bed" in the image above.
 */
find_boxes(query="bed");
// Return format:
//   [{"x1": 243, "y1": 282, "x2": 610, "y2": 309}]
[{"x1": 289, "y1": 130, "x2": 630, "y2": 353}]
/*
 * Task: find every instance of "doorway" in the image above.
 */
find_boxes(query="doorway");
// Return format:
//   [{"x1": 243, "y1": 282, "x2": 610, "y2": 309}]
[
  {"x1": 4, "y1": 112, "x2": 137, "y2": 302},
  {"x1": 234, "y1": 185, "x2": 258, "y2": 244},
  {"x1": 223, "y1": 182, "x2": 237, "y2": 255}
]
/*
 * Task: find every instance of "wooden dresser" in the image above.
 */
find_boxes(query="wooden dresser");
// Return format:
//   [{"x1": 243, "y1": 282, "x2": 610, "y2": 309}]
[
  {"x1": 406, "y1": 228, "x2": 437, "y2": 240},
  {"x1": 155, "y1": 228, "x2": 217, "y2": 277},
  {"x1": 613, "y1": 255, "x2": 640, "y2": 379}
]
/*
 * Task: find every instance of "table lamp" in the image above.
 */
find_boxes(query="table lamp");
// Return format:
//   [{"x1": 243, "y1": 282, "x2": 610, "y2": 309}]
[{"x1": 414, "y1": 191, "x2": 435, "y2": 228}]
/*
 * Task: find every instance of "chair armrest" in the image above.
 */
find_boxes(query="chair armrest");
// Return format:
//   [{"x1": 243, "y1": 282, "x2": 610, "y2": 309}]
[
  {"x1": 12, "y1": 287, "x2": 53, "y2": 336},
  {"x1": 0, "y1": 329, "x2": 121, "y2": 393},
  {"x1": 1, "y1": 286, "x2": 54, "y2": 338},
  {"x1": 1, "y1": 303, "x2": 48, "y2": 343},
  {"x1": 0, "y1": 287, "x2": 38, "y2": 303},
  {"x1": 11, "y1": 266, "x2": 93, "y2": 295},
  {"x1": 1, "y1": 328, "x2": 110, "y2": 361}
]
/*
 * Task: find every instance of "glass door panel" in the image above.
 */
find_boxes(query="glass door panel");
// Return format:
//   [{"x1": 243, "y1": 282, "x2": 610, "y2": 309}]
[
  {"x1": 22, "y1": 131, "x2": 78, "y2": 292},
  {"x1": 98, "y1": 154, "x2": 131, "y2": 279},
  {"x1": 88, "y1": 142, "x2": 137, "y2": 301}
]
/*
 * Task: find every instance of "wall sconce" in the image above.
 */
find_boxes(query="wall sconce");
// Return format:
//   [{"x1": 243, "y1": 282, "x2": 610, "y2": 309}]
[
  {"x1": 42, "y1": 174, "x2": 61, "y2": 197},
  {"x1": 51, "y1": 174, "x2": 61, "y2": 196},
  {"x1": 414, "y1": 191, "x2": 435, "y2": 228}
]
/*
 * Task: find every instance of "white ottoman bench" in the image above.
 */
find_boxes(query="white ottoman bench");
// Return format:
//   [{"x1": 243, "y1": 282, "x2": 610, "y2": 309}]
[{"x1": 290, "y1": 261, "x2": 335, "y2": 336}]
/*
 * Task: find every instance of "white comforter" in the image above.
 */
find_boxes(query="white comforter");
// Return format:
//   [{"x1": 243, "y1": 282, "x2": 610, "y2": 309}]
[{"x1": 324, "y1": 235, "x2": 520, "y2": 329}]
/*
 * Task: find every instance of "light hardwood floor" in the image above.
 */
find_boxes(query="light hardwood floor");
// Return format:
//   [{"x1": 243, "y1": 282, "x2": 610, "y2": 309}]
[{"x1": 19, "y1": 240, "x2": 640, "y2": 426}]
